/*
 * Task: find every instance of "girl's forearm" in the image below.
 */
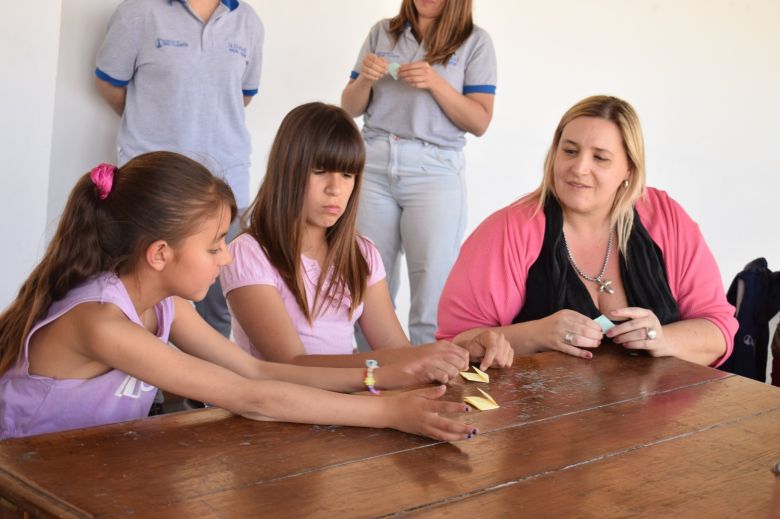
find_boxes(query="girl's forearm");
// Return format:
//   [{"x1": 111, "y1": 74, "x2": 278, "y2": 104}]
[
  {"x1": 285, "y1": 347, "x2": 411, "y2": 368},
  {"x1": 453, "y1": 323, "x2": 540, "y2": 356},
  {"x1": 254, "y1": 361, "x2": 404, "y2": 392},
  {"x1": 233, "y1": 379, "x2": 392, "y2": 428}
]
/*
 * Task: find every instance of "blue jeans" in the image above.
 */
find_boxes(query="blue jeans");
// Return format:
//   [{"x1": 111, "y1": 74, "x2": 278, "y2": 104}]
[
  {"x1": 357, "y1": 135, "x2": 466, "y2": 345},
  {"x1": 194, "y1": 210, "x2": 244, "y2": 338}
]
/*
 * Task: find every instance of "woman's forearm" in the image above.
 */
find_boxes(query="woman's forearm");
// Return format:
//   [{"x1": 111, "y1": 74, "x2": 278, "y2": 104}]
[
  {"x1": 661, "y1": 319, "x2": 727, "y2": 366},
  {"x1": 429, "y1": 83, "x2": 493, "y2": 136},
  {"x1": 341, "y1": 77, "x2": 373, "y2": 117}
]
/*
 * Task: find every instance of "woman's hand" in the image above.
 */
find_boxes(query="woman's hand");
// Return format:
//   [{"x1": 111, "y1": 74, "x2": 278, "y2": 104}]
[
  {"x1": 377, "y1": 341, "x2": 469, "y2": 387},
  {"x1": 606, "y1": 307, "x2": 671, "y2": 357},
  {"x1": 533, "y1": 309, "x2": 603, "y2": 359},
  {"x1": 360, "y1": 53, "x2": 389, "y2": 82},
  {"x1": 384, "y1": 385, "x2": 476, "y2": 441},
  {"x1": 397, "y1": 61, "x2": 445, "y2": 91},
  {"x1": 462, "y1": 330, "x2": 514, "y2": 370}
]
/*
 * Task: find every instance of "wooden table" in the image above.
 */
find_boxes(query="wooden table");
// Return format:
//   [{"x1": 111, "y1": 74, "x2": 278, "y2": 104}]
[{"x1": 1, "y1": 343, "x2": 779, "y2": 518}]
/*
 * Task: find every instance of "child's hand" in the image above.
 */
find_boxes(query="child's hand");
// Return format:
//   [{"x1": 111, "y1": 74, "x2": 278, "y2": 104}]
[
  {"x1": 384, "y1": 385, "x2": 477, "y2": 441},
  {"x1": 405, "y1": 340, "x2": 470, "y2": 384},
  {"x1": 463, "y1": 330, "x2": 514, "y2": 370},
  {"x1": 373, "y1": 342, "x2": 467, "y2": 389}
]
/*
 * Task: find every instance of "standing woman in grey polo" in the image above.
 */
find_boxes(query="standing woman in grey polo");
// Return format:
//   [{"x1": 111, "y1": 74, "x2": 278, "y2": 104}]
[
  {"x1": 94, "y1": 0, "x2": 263, "y2": 338},
  {"x1": 341, "y1": 0, "x2": 496, "y2": 345}
]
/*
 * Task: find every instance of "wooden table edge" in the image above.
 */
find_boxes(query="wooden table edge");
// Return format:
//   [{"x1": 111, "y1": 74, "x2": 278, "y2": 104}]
[{"x1": 0, "y1": 467, "x2": 92, "y2": 519}]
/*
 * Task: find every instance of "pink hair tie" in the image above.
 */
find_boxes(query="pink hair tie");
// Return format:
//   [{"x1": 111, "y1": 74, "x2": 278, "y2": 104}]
[{"x1": 89, "y1": 163, "x2": 117, "y2": 200}]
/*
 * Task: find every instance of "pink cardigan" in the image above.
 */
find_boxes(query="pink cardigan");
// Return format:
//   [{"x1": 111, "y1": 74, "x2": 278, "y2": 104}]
[{"x1": 436, "y1": 188, "x2": 737, "y2": 366}]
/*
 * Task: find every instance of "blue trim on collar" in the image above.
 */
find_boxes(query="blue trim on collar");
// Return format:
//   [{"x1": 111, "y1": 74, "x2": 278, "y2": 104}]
[
  {"x1": 95, "y1": 68, "x2": 129, "y2": 87},
  {"x1": 463, "y1": 85, "x2": 496, "y2": 95},
  {"x1": 350, "y1": 70, "x2": 359, "y2": 80},
  {"x1": 168, "y1": 0, "x2": 239, "y2": 10},
  {"x1": 242, "y1": 88, "x2": 258, "y2": 97}
]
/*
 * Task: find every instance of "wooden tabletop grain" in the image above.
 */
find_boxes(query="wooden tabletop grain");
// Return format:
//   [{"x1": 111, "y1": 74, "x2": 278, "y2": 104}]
[{"x1": 1, "y1": 343, "x2": 779, "y2": 518}]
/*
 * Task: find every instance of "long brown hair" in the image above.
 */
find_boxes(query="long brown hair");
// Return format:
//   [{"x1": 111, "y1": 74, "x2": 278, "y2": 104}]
[
  {"x1": 0, "y1": 151, "x2": 237, "y2": 375},
  {"x1": 389, "y1": 0, "x2": 474, "y2": 65},
  {"x1": 527, "y1": 95, "x2": 646, "y2": 256},
  {"x1": 246, "y1": 102, "x2": 368, "y2": 323}
]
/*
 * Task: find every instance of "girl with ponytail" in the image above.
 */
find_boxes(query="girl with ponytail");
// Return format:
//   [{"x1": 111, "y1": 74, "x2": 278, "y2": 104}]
[{"x1": 0, "y1": 151, "x2": 477, "y2": 442}]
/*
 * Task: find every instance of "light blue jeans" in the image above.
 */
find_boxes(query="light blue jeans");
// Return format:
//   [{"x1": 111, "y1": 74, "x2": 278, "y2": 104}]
[{"x1": 357, "y1": 135, "x2": 466, "y2": 345}]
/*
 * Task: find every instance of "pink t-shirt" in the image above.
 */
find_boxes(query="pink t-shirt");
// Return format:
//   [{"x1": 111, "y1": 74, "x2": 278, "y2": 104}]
[
  {"x1": 436, "y1": 188, "x2": 737, "y2": 367},
  {"x1": 221, "y1": 234, "x2": 386, "y2": 358}
]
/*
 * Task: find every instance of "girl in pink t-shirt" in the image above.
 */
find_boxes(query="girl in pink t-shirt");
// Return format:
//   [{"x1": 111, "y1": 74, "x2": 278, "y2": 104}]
[
  {"x1": 0, "y1": 152, "x2": 478, "y2": 441},
  {"x1": 222, "y1": 102, "x2": 513, "y2": 371}
]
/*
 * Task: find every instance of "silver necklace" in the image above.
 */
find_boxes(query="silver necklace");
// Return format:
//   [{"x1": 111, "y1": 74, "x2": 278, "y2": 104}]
[{"x1": 562, "y1": 228, "x2": 615, "y2": 294}]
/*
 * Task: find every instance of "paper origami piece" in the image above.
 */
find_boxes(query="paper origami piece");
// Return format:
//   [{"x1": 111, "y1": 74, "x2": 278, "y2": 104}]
[
  {"x1": 464, "y1": 387, "x2": 499, "y2": 411},
  {"x1": 460, "y1": 365, "x2": 490, "y2": 383},
  {"x1": 388, "y1": 62, "x2": 401, "y2": 80},
  {"x1": 594, "y1": 314, "x2": 616, "y2": 333}
]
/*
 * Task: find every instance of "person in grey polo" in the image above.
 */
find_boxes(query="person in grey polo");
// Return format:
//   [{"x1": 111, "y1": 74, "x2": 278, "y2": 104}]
[
  {"x1": 341, "y1": 0, "x2": 496, "y2": 345},
  {"x1": 95, "y1": 0, "x2": 263, "y2": 338}
]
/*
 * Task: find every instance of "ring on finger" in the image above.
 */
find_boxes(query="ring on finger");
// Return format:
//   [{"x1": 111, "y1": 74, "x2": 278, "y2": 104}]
[
  {"x1": 564, "y1": 331, "x2": 575, "y2": 345},
  {"x1": 646, "y1": 327, "x2": 657, "y2": 340}
]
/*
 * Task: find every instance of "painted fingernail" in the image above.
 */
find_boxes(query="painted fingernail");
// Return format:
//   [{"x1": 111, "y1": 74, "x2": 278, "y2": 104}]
[
  {"x1": 467, "y1": 433, "x2": 473, "y2": 439},
  {"x1": 464, "y1": 406, "x2": 471, "y2": 412},
  {"x1": 471, "y1": 428, "x2": 478, "y2": 435}
]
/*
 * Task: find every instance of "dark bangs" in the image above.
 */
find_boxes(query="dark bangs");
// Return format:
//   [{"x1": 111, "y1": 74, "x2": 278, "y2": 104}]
[{"x1": 311, "y1": 110, "x2": 365, "y2": 176}]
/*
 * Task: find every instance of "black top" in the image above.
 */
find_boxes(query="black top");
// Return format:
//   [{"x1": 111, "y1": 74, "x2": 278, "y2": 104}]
[{"x1": 513, "y1": 197, "x2": 680, "y2": 325}]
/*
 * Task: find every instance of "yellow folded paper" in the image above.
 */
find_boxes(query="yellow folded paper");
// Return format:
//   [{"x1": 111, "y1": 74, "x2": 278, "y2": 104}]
[
  {"x1": 459, "y1": 365, "x2": 489, "y2": 383},
  {"x1": 464, "y1": 387, "x2": 499, "y2": 411}
]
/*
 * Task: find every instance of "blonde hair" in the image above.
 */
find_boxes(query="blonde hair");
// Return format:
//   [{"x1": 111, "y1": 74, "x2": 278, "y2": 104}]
[
  {"x1": 527, "y1": 95, "x2": 646, "y2": 256},
  {"x1": 389, "y1": 0, "x2": 473, "y2": 66}
]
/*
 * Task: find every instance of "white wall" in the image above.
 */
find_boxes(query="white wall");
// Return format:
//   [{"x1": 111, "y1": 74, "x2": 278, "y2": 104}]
[
  {"x1": 2, "y1": 1, "x2": 779, "y2": 335},
  {"x1": 0, "y1": 3, "x2": 61, "y2": 305}
]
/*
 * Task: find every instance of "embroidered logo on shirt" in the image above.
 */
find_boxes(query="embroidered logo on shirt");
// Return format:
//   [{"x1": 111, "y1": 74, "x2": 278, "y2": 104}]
[
  {"x1": 155, "y1": 38, "x2": 189, "y2": 49},
  {"x1": 448, "y1": 53, "x2": 459, "y2": 66},
  {"x1": 228, "y1": 42, "x2": 247, "y2": 57},
  {"x1": 114, "y1": 375, "x2": 156, "y2": 399}
]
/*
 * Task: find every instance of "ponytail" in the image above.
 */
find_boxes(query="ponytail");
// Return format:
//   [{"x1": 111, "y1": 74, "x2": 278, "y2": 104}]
[{"x1": 0, "y1": 152, "x2": 236, "y2": 375}]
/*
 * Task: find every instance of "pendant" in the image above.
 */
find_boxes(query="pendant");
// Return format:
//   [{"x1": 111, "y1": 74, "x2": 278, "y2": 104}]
[{"x1": 596, "y1": 277, "x2": 615, "y2": 295}]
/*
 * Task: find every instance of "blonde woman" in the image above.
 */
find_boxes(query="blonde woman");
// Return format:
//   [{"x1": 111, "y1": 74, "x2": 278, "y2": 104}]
[
  {"x1": 437, "y1": 95, "x2": 737, "y2": 367},
  {"x1": 342, "y1": 0, "x2": 496, "y2": 345}
]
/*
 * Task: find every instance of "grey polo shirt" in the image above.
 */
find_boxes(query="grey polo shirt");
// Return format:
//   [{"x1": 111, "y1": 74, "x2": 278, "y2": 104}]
[
  {"x1": 350, "y1": 20, "x2": 496, "y2": 150},
  {"x1": 96, "y1": 0, "x2": 263, "y2": 207}
]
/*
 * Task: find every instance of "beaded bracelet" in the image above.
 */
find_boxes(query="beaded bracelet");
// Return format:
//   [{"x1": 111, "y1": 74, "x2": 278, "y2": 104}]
[{"x1": 363, "y1": 359, "x2": 380, "y2": 395}]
